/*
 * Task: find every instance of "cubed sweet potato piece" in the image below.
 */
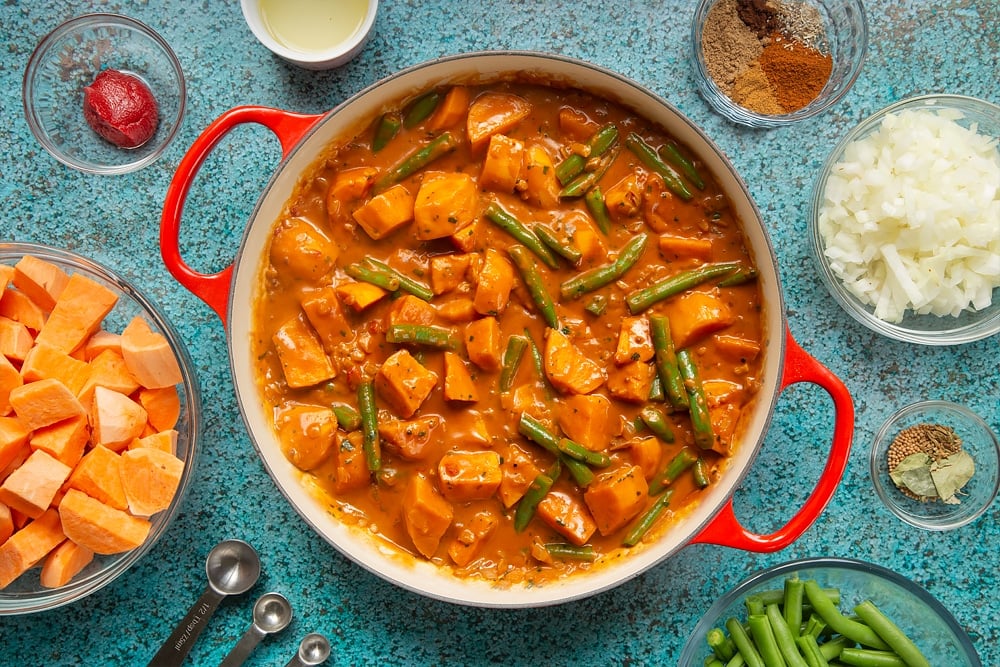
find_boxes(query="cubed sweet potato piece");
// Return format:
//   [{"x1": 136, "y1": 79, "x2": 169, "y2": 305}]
[
  {"x1": 603, "y1": 171, "x2": 644, "y2": 222},
  {"x1": 472, "y1": 248, "x2": 515, "y2": 316},
  {"x1": 120, "y1": 447, "x2": 185, "y2": 517},
  {"x1": 0, "y1": 316, "x2": 33, "y2": 362},
  {"x1": 464, "y1": 317, "x2": 502, "y2": 371},
  {"x1": 715, "y1": 335, "x2": 762, "y2": 362},
  {"x1": 34, "y1": 273, "x2": 118, "y2": 354},
  {"x1": 450, "y1": 218, "x2": 481, "y2": 252},
  {"x1": 91, "y1": 386, "x2": 148, "y2": 452},
  {"x1": 479, "y1": 133, "x2": 525, "y2": 193},
  {"x1": 301, "y1": 286, "x2": 353, "y2": 352},
  {"x1": 658, "y1": 234, "x2": 714, "y2": 261},
  {"x1": 40, "y1": 539, "x2": 94, "y2": 588},
  {"x1": 614, "y1": 316, "x2": 654, "y2": 365},
  {"x1": 443, "y1": 352, "x2": 478, "y2": 403},
  {"x1": 138, "y1": 386, "x2": 181, "y2": 432},
  {"x1": 427, "y1": 86, "x2": 471, "y2": 132},
  {"x1": 332, "y1": 431, "x2": 370, "y2": 493},
  {"x1": 21, "y1": 342, "x2": 92, "y2": 396},
  {"x1": 120, "y1": 316, "x2": 183, "y2": 390},
  {"x1": 447, "y1": 510, "x2": 498, "y2": 567},
  {"x1": 0, "y1": 449, "x2": 73, "y2": 518},
  {"x1": 78, "y1": 349, "x2": 140, "y2": 408},
  {"x1": 0, "y1": 502, "x2": 12, "y2": 545},
  {"x1": 83, "y1": 330, "x2": 122, "y2": 360},
  {"x1": 0, "y1": 265, "x2": 11, "y2": 292},
  {"x1": 437, "y1": 451, "x2": 502, "y2": 502},
  {"x1": 498, "y1": 445, "x2": 543, "y2": 508},
  {"x1": 352, "y1": 184, "x2": 415, "y2": 240},
  {"x1": 709, "y1": 402, "x2": 741, "y2": 456},
  {"x1": 273, "y1": 404, "x2": 337, "y2": 471},
  {"x1": 436, "y1": 298, "x2": 477, "y2": 323},
  {"x1": 9, "y1": 378, "x2": 87, "y2": 430},
  {"x1": 328, "y1": 166, "x2": 378, "y2": 205},
  {"x1": 666, "y1": 289, "x2": 736, "y2": 350},
  {"x1": 642, "y1": 173, "x2": 682, "y2": 233},
  {"x1": 403, "y1": 475, "x2": 454, "y2": 558},
  {"x1": 522, "y1": 144, "x2": 561, "y2": 209},
  {"x1": 0, "y1": 509, "x2": 65, "y2": 588},
  {"x1": 378, "y1": 415, "x2": 440, "y2": 461},
  {"x1": 430, "y1": 254, "x2": 473, "y2": 295},
  {"x1": 129, "y1": 429, "x2": 178, "y2": 454},
  {"x1": 629, "y1": 437, "x2": 662, "y2": 480},
  {"x1": 268, "y1": 217, "x2": 338, "y2": 283},
  {"x1": 0, "y1": 354, "x2": 22, "y2": 416},
  {"x1": 272, "y1": 314, "x2": 336, "y2": 389},
  {"x1": 0, "y1": 289, "x2": 46, "y2": 333},
  {"x1": 543, "y1": 328, "x2": 605, "y2": 395},
  {"x1": 557, "y1": 107, "x2": 599, "y2": 141},
  {"x1": 584, "y1": 465, "x2": 649, "y2": 536},
  {"x1": 0, "y1": 417, "x2": 31, "y2": 471},
  {"x1": 703, "y1": 379, "x2": 745, "y2": 407},
  {"x1": 536, "y1": 490, "x2": 597, "y2": 546},
  {"x1": 58, "y1": 488, "x2": 151, "y2": 555},
  {"x1": 375, "y1": 350, "x2": 438, "y2": 418},
  {"x1": 466, "y1": 92, "x2": 531, "y2": 150},
  {"x1": 606, "y1": 361, "x2": 656, "y2": 403},
  {"x1": 66, "y1": 445, "x2": 128, "y2": 511},
  {"x1": 13, "y1": 255, "x2": 70, "y2": 312},
  {"x1": 335, "y1": 281, "x2": 388, "y2": 312},
  {"x1": 557, "y1": 394, "x2": 611, "y2": 452},
  {"x1": 30, "y1": 415, "x2": 89, "y2": 467},
  {"x1": 386, "y1": 294, "x2": 437, "y2": 327},
  {"x1": 413, "y1": 172, "x2": 478, "y2": 240}
]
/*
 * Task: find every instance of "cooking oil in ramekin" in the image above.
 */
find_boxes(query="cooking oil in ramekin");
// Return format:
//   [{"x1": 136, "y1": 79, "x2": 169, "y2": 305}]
[{"x1": 259, "y1": 0, "x2": 369, "y2": 53}]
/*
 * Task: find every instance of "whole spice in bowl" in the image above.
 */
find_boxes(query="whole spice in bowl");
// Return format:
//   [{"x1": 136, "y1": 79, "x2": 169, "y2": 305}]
[{"x1": 887, "y1": 423, "x2": 974, "y2": 504}]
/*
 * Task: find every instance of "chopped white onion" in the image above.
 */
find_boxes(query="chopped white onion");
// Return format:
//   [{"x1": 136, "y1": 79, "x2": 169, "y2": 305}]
[{"x1": 818, "y1": 107, "x2": 1000, "y2": 323}]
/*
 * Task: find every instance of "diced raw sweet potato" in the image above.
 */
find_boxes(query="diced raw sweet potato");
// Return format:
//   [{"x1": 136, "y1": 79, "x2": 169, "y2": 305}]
[
  {"x1": 403, "y1": 474, "x2": 454, "y2": 558},
  {"x1": 603, "y1": 171, "x2": 644, "y2": 222},
  {"x1": 413, "y1": 173, "x2": 478, "y2": 241},
  {"x1": 66, "y1": 445, "x2": 127, "y2": 511},
  {"x1": 0, "y1": 316, "x2": 33, "y2": 362},
  {"x1": 606, "y1": 361, "x2": 656, "y2": 403},
  {"x1": 658, "y1": 234, "x2": 714, "y2": 261},
  {"x1": 0, "y1": 502, "x2": 12, "y2": 544},
  {"x1": 129, "y1": 429, "x2": 177, "y2": 453},
  {"x1": 352, "y1": 184, "x2": 415, "y2": 240},
  {"x1": 0, "y1": 265, "x2": 11, "y2": 292},
  {"x1": 335, "y1": 281, "x2": 388, "y2": 312},
  {"x1": 57, "y1": 488, "x2": 151, "y2": 555},
  {"x1": 91, "y1": 386, "x2": 148, "y2": 451},
  {"x1": 427, "y1": 86, "x2": 471, "y2": 132},
  {"x1": 138, "y1": 386, "x2": 180, "y2": 432},
  {"x1": 0, "y1": 509, "x2": 65, "y2": 589},
  {"x1": 0, "y1": 417, "x2": 31, "y2": 471},
  {"x1": 443, "y1": 352, "x2": 478, "y2": 403},
  {"x1": 522, "y1": 144, "x2": 561, "y2": 209},
  {"x1": 273, "y1": 404, "x2": 337, "y2": 471},
  {"x1": 79, "y1": 349, "x2": 140, "y2": 409},
  {"x1": 614, "y1": 316, "x2": 654, "y2": 365},
  {"x1": 378, "y1": 415, "x2": 440, "y2": 461},
  {"x1": 332, "y1": 431, "x2": 370, "y2": 493},
  {"x1": 479, "y1": 133, "x2": 525, "y2": 193},
  {"x1": 498, "y1": 445, "x2": 543, "y2": 508},
  {"x1": 9, "y1": 378, "x2": 87, "y2": 430},
  {"x1": 715, "y1": 334, "x2": 762, "y2": 362},
  {"x1": 437, "y1": 451, "x2": 502, "y2": 502},
  {"x1": 21, "y1": 342, "x2": 92, "y2": 395},
  {"x1": 268, "y1": 217, "x2": 338, "y2": 283},
  {"x1": 120, "y1": 447, "x2": 184, "y2": 517},
  {"x1": 272, "y1": 314, "x2": 336, "y2": 389},
  {"x1": 120, "y1": 316, "x2": 183, "y2": 390},
  {"x1": 0, "y1": 289, "x2": 47, "y2": 332},
  {"x1": 386, "y1": 294, "x2": 437, "y2": 327},
  {"x1": 0, "y1": 449, "x2": 73, "y2": 518},
  {"x1": 629, "y1": 437, "x2": 662, "y2": 480},
  {"x1": 301, "y1": 286, "x2": 353, "y2": 352},
  {"x1": 584, "y1": 465, "x2": 649, "y2": 536},
  {"x1": 436, "y1": 298, "x2": 477, "y2": 323},
  {"x1": 0, "y1": 354, "x2": 22, "y2": 416},
  {"x1": 666, "y1": 290, "x2": 736, "y2": 350},
  {"x1": 30, "y1": 415, "x2": 89, "y2": 467},
  {"x1": 13, "y1": 255, "x2": 70, "y2": 312},
  {"x1": 83, "y1": 330, "x2": 122, "y2": 360},
  {"x1": 536, "y1": 490, "x2": 597, "y2": 546},
  {"x1": 464, "y1": 317, "x2": 502, "y2": 372},
  {"x1": 35, "y1": 273, "x2": 118, "y2": 354},
  {"x1": 466, "y1": 92, "x2": 531, "y2": 150},
  {"x1": 447, "y1": 510, "x2": 498, "y2": 567},
  {"x1": 375, "y1": 350, "x2": 438, "y2": 418},
  {"x1": 40, "y1": 539, "x2": 94, "y2": 588},
  {"x1": 472, "y1": 248, "x2": 515, "y2": 316},
  {"x1": 328, "y1": 166, "x2": 378, "y2": 205},
  {"x1": 430, "y1": 254, "x2": 473, "y2": 295},
  {"x1": 557, "y1": 394, "x2": 611, "y2": 452},
  {"x1": 543, "y1": 328, "x2": 605, "y2": 395}
]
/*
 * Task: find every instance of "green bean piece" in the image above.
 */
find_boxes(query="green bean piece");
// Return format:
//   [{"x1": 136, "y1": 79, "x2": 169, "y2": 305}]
[
  {"x1": 559, "y1": 232, "x2": 649, "y2": 300},
  {"x1": 756, "y1": 588, "x2": 841, "y2": 608},
  {"x1": 555, "y1": 153, "x2": 587, "y2": 187},
  {"x1": 544, "y1": 543, "x2": 597, "y2": 561},
  {"x1": 693, "y1": 457, "x2": 711, "y2": 488},
  {"x1": 803, "y1": 581, "x2": 889, "y2": 650},
  {"x1": 344, "y1": 263, "x2": 401, "y2": 292},
  {"x1": 804, "y1": 615, "x2": 827, "y2": 639},
  {"x1": 795, "y1": 635, "x2": 830, "y2": 667},
  {"x1": 708, "y1": 627, "x2": 737, "y2": 661},
  {"x1": 562, "y1": 455, "x2": 595, "y2": 487},
  {"x1": 331, "y1": 404, "x2": 361, "y2": 432},
  {"x1": 522, "y1": 327, "x2": 554, "y2": 399},
  {"x1": 513, "y1": 472, "x2": 554, "y2": 532},
  {"x1": 623, "y1": 489, "x2": 674, "y2": 546},
  {"x1": 484, "y1": 202, "x2": 561, "y2": 269},
  {"x1": 677, "y1": 349, "x2": 716, "y2": 450},
  {"x1": 534, "y1": 224, "x2": 583, "y2": 264},
  {"x1": 649, "y1": 314, "x2": 689, "y2": 410},
  {"x1": 518, "y1": 413, "x2": 559, "y2": 452},
  {"x1": 585, "y1": 186, "x2": 613, "y2": 235},
  {"x1": 853, "y1": 601, "x2": 929, "y2": 667},
  {"x1": 648, "y1": 373, "x2": 665, "y2": 402},
  {"x1": 385, "y1": 324, "x2": 459, "y2": 350},
  {"x1": 625, "y1": 261, "x2": 743, "y2": 314},
  {"x1": 766, "y1": 603, "x2": 809, "y2": 667},
  {"x1": 648, "y1": 446, "x2": 698, "y2": 495},
  {"x1": 748, "y1": 614, "x2": 787, "y2": 667},
  {"x1": 363, "y1": 257, "x2": 434, "y2": 301},
  {"x1": 817, "y1": 637, "x2": 851, "y2": 662},
  {"x1": 746, "y1": 595, "x2": 766, "y2": 616},
  {"x1": 375, "y1": 132, "x2": 459, "y2": 192},
  {"x1": 639, "y1": 406, "x2": 675, "y2": 443},
  {"x1": 508, "y1": 245, "x2": 559, "y2": 329},
  {"x1": 836, "y1": 649, "x2": 906, "y2": 667},
  {"x1": 555, "y1": 123, "x2": 619, "y2": 184},
  {"x1": 727, "y1": 656, "x2": 747, "y2": 667},
  {"x1": 372, "y1": 112, "x2": 402, "y2": 152},
  {"x1": 584, "y1": 294, "x2": 608, "y2": 316},
  {"x1": 403, "y1": 90, "x2": 441, "y2": 128},
  {"x1": 659, "y1": 142, "x2": 706, "y2": 190},
  {"x1": 499, "y1": 335, "x2": 529, "y2": 392},
  {"x1": 357, "y1": 380, "x2": 381, "y2": 473},
  {"x1": 726, "y1": 617, "x2": 765, "y2": 667},
  {"x1": 624, "y1": 132, "x2": 693, "y2": 200},
  {"x1": 706, "y1": 660, "x2": 725, "y2": 667},
  {"x1": 783, "y1": 577, "x2": 805, "y2": 640},
  {"x1": 718, "y1": 266, "x2": 759, "y2": 287},
  {"x1": 559, "y1": 145, "x2": 621, "y2": 198},
  {"x1": 557, "y1": 438, "x2": 611, "y2": 467}
]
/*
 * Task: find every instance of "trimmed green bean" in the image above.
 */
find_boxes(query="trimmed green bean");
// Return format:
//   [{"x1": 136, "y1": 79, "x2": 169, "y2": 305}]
[
  {"x1": 836, "y1": 649, "x2": 906, "y2": 667},
  {"x1": 563, "y1": 455, "x2": 595, "y2": 487},
  {"x1": 766, "y1": 603, "x2": 809, "y2": 667},
  {"x1": 508, "y1": 245, "x2": 559, "y2": 329},
  {"x1": 639, "y1": 405, "x2": 675, "y2": 443},
  {"x1": 585, "y1": 186, "x2": 613, "y2": 235},
  {"x1": 623, "y1": 489, "x2": 674, "y2": 546},
  {"x1": 331, "y1": 404, "x2": 361, "y2": 432},
  {"x1": 804, "y1": 615, "x2": 828, "y2": 639},
  {"x1": 534, "y1": 224, "x2": 583, "y2": 265},
  {"x1": 795, "y1": 634, "x2": 830, "y2": 667},
  {"x1": 344, "y1": 263, "x2": 401, "y2": 292},
  {"x1": 559, "y1": 232, "x2": 649, "y2": 300},
  {"x1": 484, "y1": 202, "x2": 560, "y2": 269},
  {"x1": 557, "y1": 438, "x2": 611, "y2": 467},
  {"x1": 803, "y1": 581, "x2": 889, "y2": 651},
  {"x1": 624, "y1": 132, "x2": 693, "y2": 200},
  {"x1": 648, "y1": 372, "x2": 665, "y2": 402},
  {"x1": 817, "y1": 637, "x2": 851, "y2": 662},
  {"x1": 363, "y1": 258, "x2": 434, "y2": 301},
  {"x1": 783, "y1": 577, "x2": 805, "y2": 640},
  {"x1": 625, "y1": 261, "x2": 743, "y2": 314},
  {"x1": 718, "y1": 266, "x2": 759, "y2": 287},
  {"x1": 852, "y1": 601, "x2": 929, "y2": 667},
  {"x1": 513, "y1": 472, "x2": 554, "y2": 532},
  {"x1": 659, "y1": 142, "x2": 706, "y2": 190},
  {"x1": 677, "y1": 349, "x2": 716, "y2": 450},
  {"x1": 726, "y1": 617, "x2": 765, "y2": 667},
  {"x1": 544, "y1": 543, "x2": 597, "y2": 561},
  {"x1": 748, "y1": 613, "x2": 787, "y2": 667},
  {"x1": 403, "y1": 90, "x2": 441, "y2": 128},
  {"x1": 357, "y1": 380, "x2": 381, "y2": 473},
  {"x1": 499, "y1": 335, "x2": 529, "y2": 392},
  {"x1": 756, "y1": 588, "x2": 841, "y2": 608},
  {"x1": 693, "y1": 457, "x2": 711, "y2": 488},
  {"x1": 648, "y1": 446, "x2": 698, "y2": 495},
  {"x1": 517, "y1": 415, "x2": 597, "y2": 487},
  {"x1": 372, "y1": 112, "x2": 401, "y2": 152},
  {"x1": 649, "y1": 314, "x2": 689, "y2": 410},
  {"x1": 706, "y1": 660, "x2": 725, "y2": 667},
  {"x1": 746, "y1": 595, "x2": 766, "y2": 617},
  {"x1": 386, "y1": 324, "x2": 459, "y2": 349},
  {"x1": 559, "y1": 145, "x2": 621, "y2": 198},
  {"x1": 708, "y1": 627, "x2": 737, "y2": 661},
  {"x1": 727, "y1": 656, "x2": 747, "y2": 667},
  {"x1": 375, "y1": 131, "x2": 459, "y2": 191},
  {"x1": 584, "y1": 294, "x2": 608, "y2": 316},
  {"x1": 522, "y1": 327, "x2": 550, "y2": 391},
  {"x1": 555, "y1": 123, "x2": 619, "y2": 185}
]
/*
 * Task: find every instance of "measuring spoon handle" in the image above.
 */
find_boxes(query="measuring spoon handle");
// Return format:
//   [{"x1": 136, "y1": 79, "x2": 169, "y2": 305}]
[
  {"x1": 218, "y1": 626, "x2": 265, "y2": 667},
  {"x1": 147, "y1": 587, "x2": 225, "y2": 667}
]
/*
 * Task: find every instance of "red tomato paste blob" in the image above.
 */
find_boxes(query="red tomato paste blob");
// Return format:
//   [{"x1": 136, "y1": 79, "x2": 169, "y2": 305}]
[{"x1": 83, "y1": 70, "x2": 160, "y2": 149}]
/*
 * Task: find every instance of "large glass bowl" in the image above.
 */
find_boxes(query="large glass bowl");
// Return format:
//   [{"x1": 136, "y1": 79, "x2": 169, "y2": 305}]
[
  {"x1": 678, "y1": 557, "x2": 981, "y2": 666},
  {"x1": 0, "y1": 242, "x2": 200, "y2": 615}
]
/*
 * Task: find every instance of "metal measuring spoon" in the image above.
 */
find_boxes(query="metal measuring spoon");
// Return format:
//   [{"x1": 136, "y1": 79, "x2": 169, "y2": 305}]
[
  {"x1": 283, "y1": 633, "x2": 331, "y2": 667},
  {"x1": 218, "y1": 592, "x2": 293, "y2": 667},
  {"x1": 148, "y1": 540, "x2": 261, "y2": 667}
]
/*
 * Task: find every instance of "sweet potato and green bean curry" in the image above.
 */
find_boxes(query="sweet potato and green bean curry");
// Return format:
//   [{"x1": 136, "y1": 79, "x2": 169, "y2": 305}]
[{"x1": 251, "y1": 81, "x2": 765, "y2": 583}]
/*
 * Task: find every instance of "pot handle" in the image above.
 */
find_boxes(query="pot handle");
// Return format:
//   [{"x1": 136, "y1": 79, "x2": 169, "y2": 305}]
[
  {"x1": 160, "y1": 106, "x2": 325, "y2": 325},
  {"x1": 689, "y1": 325, "x2": 854, "y2": 551}
]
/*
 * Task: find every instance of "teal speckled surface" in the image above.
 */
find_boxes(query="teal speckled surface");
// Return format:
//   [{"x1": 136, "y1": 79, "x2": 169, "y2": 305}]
[{"x1": 1, "y1": 0, "x2": 998, "y2": 665}]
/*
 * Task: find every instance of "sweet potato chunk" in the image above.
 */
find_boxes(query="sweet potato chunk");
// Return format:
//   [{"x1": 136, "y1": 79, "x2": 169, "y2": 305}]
[
  {"x1": 614, "y1": 316, "x2": 654, "y2": 365},
  {"x1": 0, "y1": 509, "x2": 65, "y2": 589},
  {"x1": 268, "y1": 217, "x2": 338, "y2": 283},
  {"x1": 352, "y1": 184, "x2": 415, "y2": 240},
  {"x1": 629, "y1": 437, "x2": 662, "y2": 480},
  {"x1": 332, "y1": 431, "x2": 370, "y2": 493},
  {"x1": 543, "y1": 328, "x2": 605, "y2": 395},
  {"x1": 375, "y1": 350, "x2": 438, "y2": 418},
  {"x1": 603, "y1": 171, "x2": 644, "y2": 222},
  {"x1": 129, "y1": 429, "x2": 178, "y2": 453},
  {"x1": 58, "y1": 488, "x2": 151, "y2": 555},
  {"x1": 0, "y1": 315, "x2": 34, "y2": 362},
  {"x1": 522, "y1": 144, "x2": 561, "y2": 209},
  {"x1": 498, "y1": 444, "x2": 543, "y2": 508},
  {"x1": 386, "y1": 294, "x2": 437, "y2": 327},
  {"x1": 91, "y1": 386, "x2": 148, "y2": 451},
  {"x1": 472, "y1": 248, "x2": 515, "y2": 316},
  {"x1": 536, "y1": 490, "x2": 597, "y2": 546},
  {"x1": 30, "y1": 415, "x2": 89, "y2": 468},
  {"x1": 35, "y1": 273, "x2": 118, "y2": 354},
  {"x1": 21, "y1": 342, "x2": 92, "y2": 396},
  {"x1": 0, "y1": 449, "x2": 73, "y2": 519},
  {"x1": 0, "y1": 290, "x2": 46, "y2": 333},
  {"x1": 0, "y1": 354, "x2": 22, "y2": 416},
  {"x1": 9, "y1": 378, "x2": 86, "y2": 430},
  {"x1": 328, "y1": 166, "x2": 378, "y2": 205},
  {"x1": 138, "y1": 386, "x2": 181, "y2": 432},
  {"x1": 0, "y1": 417, "x2": 31, "y2": 471},
  {"x1": 0, "y1": 503, "x2": 13, "y2": 547},
  {"x1": 715, "y1": 334, "x2": 762, "y2": 362},
  {"x1": 479, "y1": 133, "x2": 524, "y2": 193},
  {"x1": 378, "y1": 415, "x2": 440, "y2": 461},
  {"x1": 273, "y1": 404, "x2": 337, "y2": 471},
  {"x1": 427, "y1": 86, "x2": 471, "y2": 132},
  {"x1": 447, "y1": 510, "x2": 498, "y2": 567},
  {"x1": 120, "y1": 317, "x2": 184, "y2": 390},
  {"x1": 13, "y1": 255, "x2": 69, "y2": 311},
  {"x1": 557, "y1": 394, "x2": 611, "y2": 452},
  {"x1": 120, "y1": 447, "x2": 185, "y2": 517},
  {"x1": 430, "y1": 254, "x2": 473, "y2": 295},
  {"x1": 437, "y1": 451, "x2": 502, "y2": 502},
  {"x1": 467, "y1": 92, "x2": 531, "y2": 150},
  {"x1": 66, "y1": 445, "x2": 128, "y2": 511},
  {"x1": 658, "y1": 234, "x2": 713, "y2": 261},
  {"x1": 79, "y1": 349, "x2": 140, "y2": 407},
  {"x1": 40, "y1": 540, "x2": 94, "y2": 588},
  {"x1": 403, "y1": 475, "x2": 454, "y2": 558},
  {"x1": 464, "y1": 316, "x2": 502, "y2": 371},
  {"x1": 606, "y1": 361, "x2": 656, "y2": 403},
  {"x1": 666, "y1": 289, "x2": 736, "y2": 350},
  {"x1": 584, "y1": 465, "x2": 649, "y2": 536},
  {"x1": 301, "y1": 286, "x2": 353, "y2": 351},
  {"x1": 272, "y1": 314, "x2": 336, "y2": 389},
  {"x1": 443, "y1": 352, "x2": 478, "y2": 403},
  {"x1": 413, "y1": 172, "x2": 478, "y2": 240},
  {"x1": 437, "y1": 298, "x2": 477, "y2": 324},
  {"x1": 335, "y1": 282, "x2": 387, "y2": 312}
]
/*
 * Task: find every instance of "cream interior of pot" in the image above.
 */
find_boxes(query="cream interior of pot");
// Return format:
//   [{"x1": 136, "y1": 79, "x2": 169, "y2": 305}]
[{"x1": 227, "y1": 52, "x2": 786, "y2": 607}]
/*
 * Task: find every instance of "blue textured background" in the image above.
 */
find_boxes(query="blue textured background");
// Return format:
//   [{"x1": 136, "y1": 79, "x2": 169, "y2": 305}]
[{"x1": 1, "y1": 1, "x2": 998, "y2": 665}]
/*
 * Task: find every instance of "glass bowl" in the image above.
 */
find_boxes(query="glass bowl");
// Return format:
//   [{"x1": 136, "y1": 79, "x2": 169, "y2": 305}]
[
  {"x1": 870, "y1": 400, "x2": 999, "y2": 531},
  {"x1": 810, "y1": 95, "x2": 1000, "y2": 345},
  {"x1": 23, "y1": 14, "x2": 186, "y2": 175},
  {"x1": 691, "y1": 0, "x2": 867, "y2": 127},
  {"x1": 0, "y1": 242, "x2": 200, "y2": 615},
  {"x1": 678, "y1": 557, "x2": 982, "y2": 666}
]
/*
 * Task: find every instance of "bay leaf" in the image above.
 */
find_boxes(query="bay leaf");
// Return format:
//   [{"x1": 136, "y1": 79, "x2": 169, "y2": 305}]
[
  {"x1": 889, "y1": 453, "x2": 937, "y2": 497},
  {"x1": 930, "y1": 449, "x2": 976, "y2": 503}
]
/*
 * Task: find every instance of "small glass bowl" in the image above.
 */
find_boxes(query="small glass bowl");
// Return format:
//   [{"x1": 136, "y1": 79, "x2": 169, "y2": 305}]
[
  {"x1": 678, "y1": 557, "x2": 982, "y2": 666},
  {"x1": 810, "y1": 95, "x2": 1000, "y2": 345},
  {"x1": 870, "y1": 400, "x2": 999, "y2": 531},
  {"x1": 0, "y1": 242, "x2": 200, "y2": 615},
  {"x1": 691, "y1": 0, "x2": 867, "y2": 127},
  {"x1": 23, "y1": 14, "x2": 186, "y2": 175}
]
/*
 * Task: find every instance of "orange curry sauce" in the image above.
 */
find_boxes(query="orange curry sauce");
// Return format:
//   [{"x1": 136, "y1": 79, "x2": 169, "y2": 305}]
[{"x1": 251, "y1": 81, "x2": 764, "y2": 585}]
